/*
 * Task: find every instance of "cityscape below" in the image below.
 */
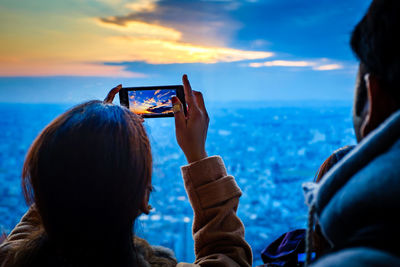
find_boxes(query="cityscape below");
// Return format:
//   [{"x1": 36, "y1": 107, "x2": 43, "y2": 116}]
[{"x1": 0, "y1": 102, "x2": 356, "y2": 265}]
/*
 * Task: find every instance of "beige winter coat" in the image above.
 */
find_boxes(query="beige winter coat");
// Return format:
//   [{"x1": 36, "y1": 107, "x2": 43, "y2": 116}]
[{"x1": 0, "y1": 156, "x2": 252, "y2": 266}]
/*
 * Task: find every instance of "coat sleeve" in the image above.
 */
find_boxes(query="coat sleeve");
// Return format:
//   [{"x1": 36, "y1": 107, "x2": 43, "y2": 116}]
[{"x1": 179, "y1": 156, "x2": 252, "y2": 267}]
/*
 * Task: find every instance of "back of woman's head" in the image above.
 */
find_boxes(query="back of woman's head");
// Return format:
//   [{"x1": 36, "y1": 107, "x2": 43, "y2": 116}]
[
  {"x1": 21, "y1": 100, "x2": 152, "y2": 264},
  {"x1": 310, "y1": 145, "x2": 355, "y2": 258},
  {"x1": 314, "y1": 145, "x2": 354, "y2": 183}
]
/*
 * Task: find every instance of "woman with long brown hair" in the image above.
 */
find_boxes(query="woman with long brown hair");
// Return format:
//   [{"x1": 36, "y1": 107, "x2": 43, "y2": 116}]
[{"x1": 0, "y1": 75, "x2": 252, "y2": 267}]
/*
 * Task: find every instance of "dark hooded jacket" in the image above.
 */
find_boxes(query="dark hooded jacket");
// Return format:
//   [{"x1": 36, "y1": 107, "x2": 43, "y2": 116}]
[{"x1": 304, "y1": 110, "x2": 400, "y2": 266}]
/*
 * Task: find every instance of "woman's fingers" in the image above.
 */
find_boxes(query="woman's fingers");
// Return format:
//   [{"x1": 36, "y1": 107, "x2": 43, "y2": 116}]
[
  {"x1": 182, "y1": 74, "x2": 197, "y2": 108},
  {"x1": 104, "y1": 84, "x2": 122, "y2": 104},
  {"x1": 173, "y1": 77, "x2": 209, "y2": 163},
  {"x1": 193, "y1": 91, "x2": 207, "y2": 113}
]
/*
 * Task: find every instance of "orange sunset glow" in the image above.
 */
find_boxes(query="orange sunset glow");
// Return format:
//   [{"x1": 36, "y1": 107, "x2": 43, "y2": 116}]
[
  {"x1": 0, "y1": 0, "x2": 273, "y2": 77},
  {"x1": 128, "y1": 89, "x2": 174, "y2": 115}
]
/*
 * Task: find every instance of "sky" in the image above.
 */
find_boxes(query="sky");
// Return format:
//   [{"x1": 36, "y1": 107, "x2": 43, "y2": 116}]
[{"x1": 0, "y1": 0, "x2": 372, "y2": 103}]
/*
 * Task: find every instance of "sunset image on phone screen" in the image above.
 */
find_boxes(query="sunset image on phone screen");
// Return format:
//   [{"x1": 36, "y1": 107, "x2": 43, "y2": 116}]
[{"x1": 128, "y1": 89, "x2": 175, "y2": 115}]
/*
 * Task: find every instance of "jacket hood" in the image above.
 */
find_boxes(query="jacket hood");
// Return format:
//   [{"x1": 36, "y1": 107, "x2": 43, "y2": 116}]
[{"x1": 304, "y1": 110, "x2": 400, "y2": 251}]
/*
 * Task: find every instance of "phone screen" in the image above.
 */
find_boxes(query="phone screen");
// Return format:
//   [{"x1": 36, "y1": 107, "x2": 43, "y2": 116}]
[
  {"x1": 119, "y1": 85, "x2": 186, "y2": 118},
  {"x1": 128, "y1": 89, "x2": 175, "y2": 115}
]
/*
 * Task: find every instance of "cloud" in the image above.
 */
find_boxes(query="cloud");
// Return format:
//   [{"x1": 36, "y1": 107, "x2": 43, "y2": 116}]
[
  {"x1": 248, "y1": 60, "x2": 343, "y2": 71},
  {"x1": 0, "y1": 0, "x2": 273, "y2": 77},
  {"x1": 0, "y1": 0, "x2": 344, "y2": 77},
  {"x1": 95, "y1": 12, "x2": 273, "y2": 64},
  {"x1": 125, "y1": 0, "x2": 159, "y2": 12},
  {"x1": 249, "y1": 60, "x2": 314, "y2": 68},
  {"x1": 0, "y1": 61, "x2": 145, "y2": 78},
  {"x1": 98, "y1": 0, "x2": 241, "y2": 46},
  {"x1": 103, "y1": 36, "x2": 273, "y2": 64},
  {"x1": 96, "y1": 19, "x2": 182, "y2": 40},
  {"x1": 313, "y1": 64, "x2": 342, "y2": 71}
]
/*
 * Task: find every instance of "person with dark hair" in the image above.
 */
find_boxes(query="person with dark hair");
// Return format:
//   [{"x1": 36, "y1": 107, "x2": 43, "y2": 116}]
[
  {"x1": 0, "y1": 75, "x2": 252, "y2": 267},
  {"x1": 301, "y1": 0, "x2": 400, "y2": 266}
]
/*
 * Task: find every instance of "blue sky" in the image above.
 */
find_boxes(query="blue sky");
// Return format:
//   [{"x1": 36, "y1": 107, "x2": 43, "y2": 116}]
[{"x1": 0, "y1": 0, "x2": 372, "y2": 103}]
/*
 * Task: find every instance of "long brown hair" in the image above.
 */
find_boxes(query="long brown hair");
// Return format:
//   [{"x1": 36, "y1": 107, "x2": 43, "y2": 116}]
[
  {"x1": 310, "y1": 145, "x2": 354, "y2": 258},
  {"x1": 14, "y1": 100, "x2": 152, "y2": 266}
]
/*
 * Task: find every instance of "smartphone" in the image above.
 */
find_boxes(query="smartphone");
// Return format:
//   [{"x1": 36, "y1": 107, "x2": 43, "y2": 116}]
[{"x1": 119, "y1": 85, "x2": 187, "y2": 118}]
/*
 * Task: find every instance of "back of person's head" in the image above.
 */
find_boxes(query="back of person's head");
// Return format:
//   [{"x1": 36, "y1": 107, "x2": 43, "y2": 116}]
[
  {"x1": 19, "y1": 100, "x2": 152, "y2": 266},
  {"x1": 351, "y1": 0, "x2": 400, "y2": 141},
  {"x1": 351, "y1": 0, "x2": 400, "y2": 108}
]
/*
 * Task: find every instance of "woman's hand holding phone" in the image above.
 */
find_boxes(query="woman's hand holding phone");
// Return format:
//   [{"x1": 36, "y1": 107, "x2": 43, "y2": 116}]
[
  {"x1": 172, "y1": 75, "x2": 209, "y2": 164},
  {"x1": 103, "y1": 75, "x2": 209, "y2": 164}
]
